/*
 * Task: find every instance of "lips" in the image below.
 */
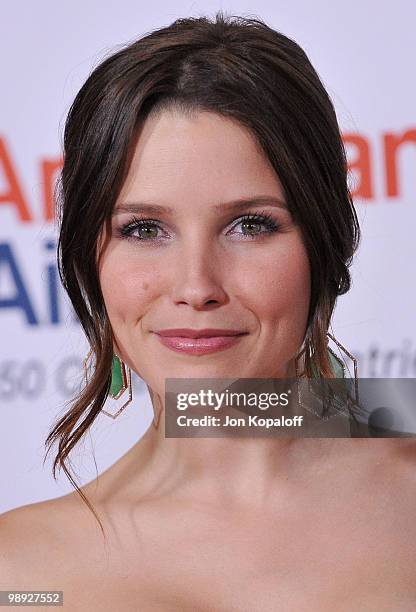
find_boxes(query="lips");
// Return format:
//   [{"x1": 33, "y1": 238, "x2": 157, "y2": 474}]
[{"x1": 152, "y1": 329, "x2": 247, "y2": 355}]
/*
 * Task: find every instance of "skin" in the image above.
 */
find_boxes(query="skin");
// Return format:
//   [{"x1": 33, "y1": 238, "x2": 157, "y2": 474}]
[{"x1": 1, "y1": 110, "x2": 416, "y2": 611}]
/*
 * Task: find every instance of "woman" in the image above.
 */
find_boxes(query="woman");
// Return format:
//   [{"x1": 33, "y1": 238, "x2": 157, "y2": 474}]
[{"x1": 1, "y1": 12, "x2": 416, "y2": 611}]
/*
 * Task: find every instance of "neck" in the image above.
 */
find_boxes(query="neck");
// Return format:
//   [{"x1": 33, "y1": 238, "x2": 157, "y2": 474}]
[{"x1": 124, "y1": 384, "x2": 328, "y2": 512}]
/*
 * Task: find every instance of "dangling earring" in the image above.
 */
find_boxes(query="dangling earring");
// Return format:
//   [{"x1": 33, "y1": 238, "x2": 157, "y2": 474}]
[
  {"x1": 103, "y1": 353, "x2": 133, "y2": 419},
  {"x1": 294, "y1": 332, "x2": 359, "y2": 419},
  {"x1": 83, "y1": 349, "x2": 133, "y2": 419},
  {"x1": 326, "y1": 332, "x2": 358, "y2": 380},
  {"x1": 294, "y1": 331, "x2": 358, "y2": 380}
]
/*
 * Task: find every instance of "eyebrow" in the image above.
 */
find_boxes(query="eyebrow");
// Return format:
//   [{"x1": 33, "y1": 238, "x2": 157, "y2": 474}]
[{"x1": 112, "y1": 196, "x2": 287, "y2": 216}]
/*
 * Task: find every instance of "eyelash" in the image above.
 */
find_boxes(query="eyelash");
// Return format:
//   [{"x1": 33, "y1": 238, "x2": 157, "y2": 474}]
[{"x1": 117, "y1": 210, "x2": 280, "y2": 243}]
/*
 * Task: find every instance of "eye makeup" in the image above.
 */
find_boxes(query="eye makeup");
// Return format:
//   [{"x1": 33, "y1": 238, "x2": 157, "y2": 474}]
[{"x1": 115, "y1": 209, "x2": 282, "y2": 244}]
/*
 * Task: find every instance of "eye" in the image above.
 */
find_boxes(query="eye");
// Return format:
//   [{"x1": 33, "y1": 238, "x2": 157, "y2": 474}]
[
  {"x1": 118, "y1": 217, "x2": 166, "y2": 242},
  {"x1": 227, "y1": 211, "x2": 280, "y2": 238}
]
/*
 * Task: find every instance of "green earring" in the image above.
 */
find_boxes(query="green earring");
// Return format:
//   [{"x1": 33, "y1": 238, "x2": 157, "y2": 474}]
[
  {"x1": 327, "y1": 347, "x2": 345, "y2": 378},
  {"x1": 311, "y1": 347, "x2": 345, "y2": 379},
  {"x1": 110, "y1": 354, "x2": 128, "y2": 399},
  {"x1": 294, "y1": 332, "x2": 359, "y2": 419},
  {"x1": 103, "y1": 353, "x2": 133, "y2": 419},
  {"x1": 83, "y1": 349, "x2": 133, "y2": 419},
  {"x1": 296, "y1": 332, "x2": 357, "y2": 380}
]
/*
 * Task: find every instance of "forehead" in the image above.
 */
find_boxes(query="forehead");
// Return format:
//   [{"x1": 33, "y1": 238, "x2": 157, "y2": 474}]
[{"x1": 117, "y1": 109, "x2": 285, "y2": 210}]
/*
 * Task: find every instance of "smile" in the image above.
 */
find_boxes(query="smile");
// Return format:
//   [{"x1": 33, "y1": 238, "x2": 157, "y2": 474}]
[{"x1": 153, "y1": 333, "x2": 247, "y2": 355}]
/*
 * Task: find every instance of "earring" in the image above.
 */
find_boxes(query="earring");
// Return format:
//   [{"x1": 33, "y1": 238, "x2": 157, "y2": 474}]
[
  {"x1": 294, "y1": 332, "x2": 358, "y2": 379},
  {"x1": 294, "y1": 332, "x2": 359, "y2": 420},
  {"x1": 82, "y1": 349, "x2": 133, "y2": 419},
  {"x1": 103, "y1": 353, "x2": 133, "y2": 419},
  {"x1": 326, "y1": 332, "x2": 358, "y2": 380}
]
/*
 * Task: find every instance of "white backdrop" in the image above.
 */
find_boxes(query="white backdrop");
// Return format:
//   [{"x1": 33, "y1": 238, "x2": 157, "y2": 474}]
[{"x1": 1, "y1": 0, "x2": 415, "y2": 513}]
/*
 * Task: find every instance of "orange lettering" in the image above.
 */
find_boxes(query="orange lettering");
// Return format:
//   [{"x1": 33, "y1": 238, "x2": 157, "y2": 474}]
[
  {"x1": 384, "y1": 129, "x2": 416, "y2": 197},
  {"x1": 343, "y1": 134, "x2": 373, "y2": 199},
  {"x1": 0, "y1": 136, "x2": 32, "y2": 221}
]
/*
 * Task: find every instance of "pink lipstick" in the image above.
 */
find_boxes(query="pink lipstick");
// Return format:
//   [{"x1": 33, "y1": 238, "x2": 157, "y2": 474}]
[{"x1": 153, "y1": 328, "x2": 247, "y2": 355}]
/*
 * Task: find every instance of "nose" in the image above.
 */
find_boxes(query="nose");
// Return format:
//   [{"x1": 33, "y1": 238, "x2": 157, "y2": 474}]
[{"x1": 170, "y1": 240, "x2": 227, "y2": 310}]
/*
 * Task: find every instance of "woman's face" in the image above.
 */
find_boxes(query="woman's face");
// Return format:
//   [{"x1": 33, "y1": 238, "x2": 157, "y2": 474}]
[{"x1": 98, "y1": 109, "x2": 311, "y2": 397}]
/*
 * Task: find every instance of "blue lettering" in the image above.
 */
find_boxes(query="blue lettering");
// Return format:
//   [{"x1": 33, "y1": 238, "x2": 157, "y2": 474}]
[{"x1": 0, "y1": 242, "x2": 38, "y2": 324}]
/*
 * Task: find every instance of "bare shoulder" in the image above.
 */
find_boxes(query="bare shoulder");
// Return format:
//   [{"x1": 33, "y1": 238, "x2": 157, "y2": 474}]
[{"x1": 0, "y1": 491, "x2": 102, "y2": 589}]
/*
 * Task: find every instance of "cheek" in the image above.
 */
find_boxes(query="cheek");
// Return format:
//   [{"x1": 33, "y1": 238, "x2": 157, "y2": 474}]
[
  {"x1": 99, "y1": 250, "x2": 159, "y2": 323},
  {"x1": 237, "y1": 238, "x2": 311, "y2": 324}
]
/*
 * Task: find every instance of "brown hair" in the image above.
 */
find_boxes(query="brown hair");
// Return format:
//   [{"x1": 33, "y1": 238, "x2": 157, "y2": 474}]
[{"x1": 44, "y1": 11, "x2": 360, "y2": 535}]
